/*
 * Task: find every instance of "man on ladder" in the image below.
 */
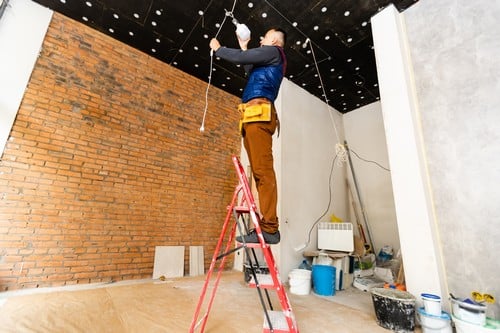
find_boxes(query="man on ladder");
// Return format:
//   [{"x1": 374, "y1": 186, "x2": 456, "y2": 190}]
[{"x1": 209, "y1": 26, "x2": 287, "y2": 245}]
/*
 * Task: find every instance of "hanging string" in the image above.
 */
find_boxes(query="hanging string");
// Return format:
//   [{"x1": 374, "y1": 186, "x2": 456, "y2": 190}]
[{"x1": 200, "y1": 1, "x2": 238, "y2": 132}]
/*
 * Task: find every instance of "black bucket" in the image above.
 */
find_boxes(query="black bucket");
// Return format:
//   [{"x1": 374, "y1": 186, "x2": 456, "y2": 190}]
[{"x1": 371, "y1": 287, "x2": 416, "y2": 333}]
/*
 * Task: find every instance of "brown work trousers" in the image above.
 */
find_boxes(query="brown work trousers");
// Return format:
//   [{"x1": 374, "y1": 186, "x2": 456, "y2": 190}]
[{"x1": 242, "y1": 104, "x2": 279, "y2": 234}]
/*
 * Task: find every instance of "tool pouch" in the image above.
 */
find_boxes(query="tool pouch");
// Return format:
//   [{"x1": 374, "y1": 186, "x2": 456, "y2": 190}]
[{"x1": 238, "y1": 102, "x2": 272, "y2": 131}]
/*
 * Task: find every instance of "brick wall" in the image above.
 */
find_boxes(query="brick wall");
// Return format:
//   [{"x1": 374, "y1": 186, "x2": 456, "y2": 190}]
[{"x1": 0, "y1": 13, "x2": 242, "y2": 290}]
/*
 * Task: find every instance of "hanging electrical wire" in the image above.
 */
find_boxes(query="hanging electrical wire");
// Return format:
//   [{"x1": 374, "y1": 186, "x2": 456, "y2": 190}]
[{"x1": 200, "y1": 1, "x2": 238, "y2": 132}]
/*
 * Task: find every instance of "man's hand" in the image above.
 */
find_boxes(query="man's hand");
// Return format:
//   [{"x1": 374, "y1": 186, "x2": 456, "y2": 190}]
[{"x1": 209, "y1": 38, "x2": 221, "y2": 52}]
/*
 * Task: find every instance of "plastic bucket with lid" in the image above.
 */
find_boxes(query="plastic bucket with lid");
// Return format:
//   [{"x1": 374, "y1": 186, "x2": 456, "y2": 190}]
[
  {"x1": 288, "y1": 269, "x2": 311, "y2": 295},
  {"x1": 422, "y1": 293, "x2": 442, "y2": 316},
  {"x1": 418, "y1": 307, "x2": 452, "y2": 333}
]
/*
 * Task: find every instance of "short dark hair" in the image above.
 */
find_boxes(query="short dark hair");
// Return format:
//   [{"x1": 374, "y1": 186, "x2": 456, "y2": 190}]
[{"x1": 271, "y1": 27, "x2": 287, "y2": 46}]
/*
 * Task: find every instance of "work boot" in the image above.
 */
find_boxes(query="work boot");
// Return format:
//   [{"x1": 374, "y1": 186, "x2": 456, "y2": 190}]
[{"x1": 236, "y1": 229, "x2": 280, "y2": 244}]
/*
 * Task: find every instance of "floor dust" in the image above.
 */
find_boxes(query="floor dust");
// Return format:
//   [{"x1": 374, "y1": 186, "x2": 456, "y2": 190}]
[{"x1": 0, "y1": 271, "x2": 422, "y2": 332}]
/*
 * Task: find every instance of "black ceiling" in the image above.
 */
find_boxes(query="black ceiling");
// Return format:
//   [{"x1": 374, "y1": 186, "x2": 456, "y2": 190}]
[{"x1": 32, "y1": 0, "x2": 418, "y2": 113}]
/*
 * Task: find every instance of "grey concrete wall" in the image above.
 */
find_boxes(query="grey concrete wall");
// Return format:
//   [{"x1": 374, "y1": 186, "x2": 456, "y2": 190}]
[{"x1": 404, "y1": 0, "x2": 500, "y2": 318}]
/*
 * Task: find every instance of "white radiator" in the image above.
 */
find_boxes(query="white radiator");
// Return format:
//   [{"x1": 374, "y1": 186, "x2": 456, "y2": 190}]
[{"x1": 317, "y1": 222, "x2": 354, "y2": 252}]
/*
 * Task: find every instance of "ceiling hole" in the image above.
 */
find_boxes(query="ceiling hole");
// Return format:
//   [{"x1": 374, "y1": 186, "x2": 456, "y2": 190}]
[
  {"x1": 344, "y1": 11, "x2": 350, "y2": 16},
  {"x1": 321, "y1": 7, "x2": 327, "y2": 13},
  {"x1": 113, "y1": 13, "x2": 119, "y2": 19},
  {"x1": 262, "y1": 13, "x2": 267, "y2": 18},
  {"x1": 134, "y1": 13, "x2": 140, "y2": 19},
  {"x1": 85, "y1": 1, "x2": 92, "y2": 7},
  {"x1": 82, "y1": 16, "x2": 88, "y2": 21},
  {"x1": 155, "y1": 10, "x2": 162, "y2": 16}
]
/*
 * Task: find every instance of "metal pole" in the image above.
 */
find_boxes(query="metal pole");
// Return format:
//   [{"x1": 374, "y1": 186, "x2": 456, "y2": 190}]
[{"x1": 344, "y1": 140, "x2": 375, "y2": 253}]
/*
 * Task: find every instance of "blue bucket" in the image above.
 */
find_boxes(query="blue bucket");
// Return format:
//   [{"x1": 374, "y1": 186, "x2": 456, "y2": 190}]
[{"x1": 312, "y1": 265, "x2": 336, "y2": 296}]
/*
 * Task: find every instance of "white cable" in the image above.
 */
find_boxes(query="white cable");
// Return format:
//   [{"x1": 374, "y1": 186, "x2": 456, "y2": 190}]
[
  {"x1": 200, "y1": 0, "x2": 238, "y2": 132},
  {"x1": 306, "y1": 39, "x2": 347, "y2": 164}
]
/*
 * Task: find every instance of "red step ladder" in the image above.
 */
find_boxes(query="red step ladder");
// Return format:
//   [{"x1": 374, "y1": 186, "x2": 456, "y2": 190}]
[{"x1": 189, "y1": 155, "x2": 299, "y2": 333}]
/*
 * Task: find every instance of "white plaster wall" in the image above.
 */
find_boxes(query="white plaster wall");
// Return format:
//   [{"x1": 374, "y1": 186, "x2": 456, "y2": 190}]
[
  {"x1": 343, "y1": 102, "x2": 399, "y2": 254},
  {"x1": 277, "y1": 79, "x2": 348, "y2": 279},
  {"x1": 0, "y1": 0, "x2": 52, "y2": 156},
  {"x1": 404, "y1": 0, "x2": 500, "y2": 318}
]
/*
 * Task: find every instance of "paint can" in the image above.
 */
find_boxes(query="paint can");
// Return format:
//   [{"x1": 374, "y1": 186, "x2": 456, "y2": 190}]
[
  {"x1": 288, "y1": 269, "x2": 311, "y2": 295},
  {"x1": 421, "y1": 293, "x2": 442, "y2": 316}
]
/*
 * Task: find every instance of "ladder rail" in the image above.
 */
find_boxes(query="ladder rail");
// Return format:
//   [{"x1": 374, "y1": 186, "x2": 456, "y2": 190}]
[{"x1": 189, "y1": 184, "x2": 241, "y2": 333}]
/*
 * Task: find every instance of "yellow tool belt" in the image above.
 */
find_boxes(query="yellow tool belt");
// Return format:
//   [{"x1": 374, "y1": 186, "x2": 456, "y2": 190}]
[{"x1": 238, "y1": 101, "x2": 272, "y2": 131}]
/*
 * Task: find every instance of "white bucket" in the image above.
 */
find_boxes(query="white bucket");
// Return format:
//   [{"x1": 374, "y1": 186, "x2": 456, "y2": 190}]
[
  {"x1": 453, "y1": 314, "x2": 500, "y2": 333},
  {"x1": 418, "y1": 307, "x2": 452, "y2": 333},
  {"x1": 422, "y1": 293, "x2": 442, "y2": 316},
  {"x1": 288, "y1": 269, "x2": 311, "y2": 295},
  {"x1": 451, "y1": 297, "x2": 487, "y2": 326}
]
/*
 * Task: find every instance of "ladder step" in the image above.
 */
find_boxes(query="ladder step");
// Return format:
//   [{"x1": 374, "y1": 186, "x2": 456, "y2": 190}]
[
  {"x1": 236, "y1": 241, "x2": 270, "y2": 249},
  {"x1": 262, "y1": 310, "x2": 292, "y2": 333},
  {"x1": 233, "y1": 205, "x2": 250, "y2": 213},
  {"x1": 248, "y1": 273, "x2": 275, "y2": 288}
]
